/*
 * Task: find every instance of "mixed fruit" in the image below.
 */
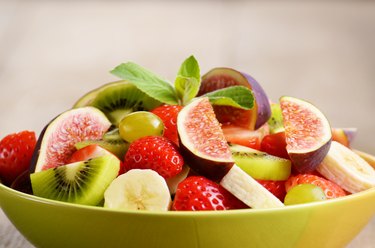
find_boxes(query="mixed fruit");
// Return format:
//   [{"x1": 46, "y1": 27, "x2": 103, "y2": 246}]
[{"x1": 1, "y1": 56, "x2": 375, "y2": 212}]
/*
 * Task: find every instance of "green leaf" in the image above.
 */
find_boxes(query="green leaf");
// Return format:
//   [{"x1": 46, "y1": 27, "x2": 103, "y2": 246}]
[
  {"x1": 204, "y1": 86, "x2": 254, "y2": 110},
  {"x1": 174, "y1": 55, "x2": 201, "y2": 105},
  {"x1": 111, "y1": 62, "x2": 179, "y2": 105}
]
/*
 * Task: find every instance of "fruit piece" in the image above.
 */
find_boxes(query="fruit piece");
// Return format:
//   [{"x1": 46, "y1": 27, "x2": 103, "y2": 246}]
[
  {"x1": 172, "y1": 176, "x2": 248, "y2": 211},
  {"x1": 353, "y1": 149, "x2": 375, "y2": 169},
  {"x1": 151, "y1": 105, "x2": 183, "y2": 145},
  {"x1": 256, "y1": 179, "x2": 286, "y2": 202},
  {"x1": 317, "y1": 141, "x2": 375, "y2": 193},
  {"x1": 230, "y1": 144, "x2": 291, "y2": 181},
  {"x1": 332, "y1": 128, "x2": 357, "y2": 147},
  {"x1": 267, "y1": 103, "x2": 284, "y2": 134},
  {"x1": 124, "y1": 136, "x2": 183, "y2": 179},
  {"x1": 104, "y1": 169, "x2": 171, "y2": 211},
  {"x1": 222, "y1": 124, "x2": 269, "y2": 150},
  {"x1": 221, "y1": 165, "x2": 284, "y2": 208},
  {"x1": 31, "y1": 155, "x2": 120, "y2": 206},
  {"x1": 74, "y1": 139, "x2": 128, "y2": 160},
  {"x1": 260, "y1": 132, "x2": 289, "y2": 159},
  {"x1": 285, "y1": 173, "x2": 346, "y2": 199},
  {"x1": 198, "y1": 68, "x2": 271, "y2": 130},
  {"x1": 69, "y1": 144, "x2": 112, "y2": 163},
  {"x1": 280, "y1": 96, "x2": 332, "y2": 173},
  {"x1": 119, "y1": 111, "x2": 164, "y2": 143},
  {"x1": 177, "y1": 97, "x2": 234, "y2": 181},
  {"x1": 73, "y1": 81, "x2": 124, "y2": 108},
  {"x1": 165, "y1": 165, "x2": 190, "y2": 195},
  {"x1": 284, "y1": 184, "x2": 326, "y2": 206},
  {"x1": 0, "y1": 131, "x2": 36, "y2": 186},
  {"x1": 31, "y1": 107, "x2": 111, "y2": 173},
  {"x1": 88, "y1": 81, "x2": 161, "y2": 126}
]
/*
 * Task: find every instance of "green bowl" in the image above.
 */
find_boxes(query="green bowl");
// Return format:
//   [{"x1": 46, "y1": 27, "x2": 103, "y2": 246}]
[{"x1": 0, "y1": 183, "x2": 374, "y2": 248}]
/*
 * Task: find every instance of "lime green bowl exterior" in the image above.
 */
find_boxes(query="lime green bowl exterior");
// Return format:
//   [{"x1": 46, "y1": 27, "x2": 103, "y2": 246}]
[{"x1": 1, "y1": 183, "x2": 375, "y2": 248}]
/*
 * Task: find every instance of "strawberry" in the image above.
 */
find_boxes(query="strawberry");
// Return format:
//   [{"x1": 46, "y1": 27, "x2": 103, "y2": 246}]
[
  {"x1": 69, "y1": 144, "x2": 111, "y2": 163},
  {"x1": 221, "y1": 125, "x2": 268, "y2": 150},
  {"x1": 260, "y1": 132, "x2": 289, "y2": 159},
  {"x1": 172, "y1": 176, "x2": 248, "y2": 211},
  {"x1": 124, "y1": 136, "x2": 183, "y2": 179},
  {"x1": 257, "y1": 179, "x2": 286, "y2": 201},
  {"x1": 285, "y1": 174, "x2": 347, "y2": 199},
  {"x1": 0, "y1": 131, "x2": 36, "y2": 186},
  {"x1": 151, "y1": 105, "x2": 183, "y2": 145}
]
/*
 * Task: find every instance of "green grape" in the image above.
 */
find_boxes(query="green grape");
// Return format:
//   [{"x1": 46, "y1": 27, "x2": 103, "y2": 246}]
[
  {"x1": 119, "y1": 111, "x2": 164, "y2": 143},
  {"x1": 284, "y1": 184, "x2": 326, "y2": 206}
]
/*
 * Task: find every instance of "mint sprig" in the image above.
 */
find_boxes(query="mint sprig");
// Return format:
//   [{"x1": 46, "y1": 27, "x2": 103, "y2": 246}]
[
  {"x1": 111, "y1": 56, "x2": 254, "y2": 110},
  {"x1": 174, "y1": 55, "x2": 200, "y2": 105},
  {"x1": 111, "y1": 62, "x2": 179, "y2": 105}
]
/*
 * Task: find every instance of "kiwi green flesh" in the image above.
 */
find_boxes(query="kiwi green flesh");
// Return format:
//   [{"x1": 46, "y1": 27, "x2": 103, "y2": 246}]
[
  {"x1": 75, "y1": 140, "x2": 129, "y2": 160},
  {"x1": 90, "y1": 83, "x2": 161, "y2": 126},
  {"x1": 231, "y1": 150, "x2": 291, "y2": 181},
  {"x1": 268, "y1": 103, "x2": 285, "y2": 134},
  {"x1": 30, "y1": 155, "x2": 120, "y2": 206}
]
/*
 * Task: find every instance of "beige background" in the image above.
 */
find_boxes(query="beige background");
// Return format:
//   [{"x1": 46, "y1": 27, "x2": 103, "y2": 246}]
[{"x1": 0, "y1": 0, "x2": 374, "y2": 247}]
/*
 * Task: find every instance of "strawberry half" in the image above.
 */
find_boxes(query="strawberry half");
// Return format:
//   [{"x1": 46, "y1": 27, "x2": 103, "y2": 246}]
[
  {"x1": 0, "y1": 131, "x2": 36, "y2": 186},
  {"x1": 221, "y1": 125, "x2": 268, "y2": 150},
  {"x1": 285, "y1": 174, "x2": 347, "y2": 199},
  {"x1": 151, "y1": 105, "x2": 183, "y2": 145},
  {"x1": 257, "y1": 179, "x2": 287, "y2": 202},
  {"x1": 124, "y1": 136, "x2": 183, "y2": 179},
  {"x1": 172, "y1": 176, "x2": 248, "y2": 211}
]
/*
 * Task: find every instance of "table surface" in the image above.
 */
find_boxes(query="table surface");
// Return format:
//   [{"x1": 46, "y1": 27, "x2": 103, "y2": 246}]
[{"x1": 0, "y1": 1, "x2": 374, "y2": 247}]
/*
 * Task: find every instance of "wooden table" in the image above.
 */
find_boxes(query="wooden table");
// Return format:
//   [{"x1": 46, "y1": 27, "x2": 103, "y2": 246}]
[{"x1": 0, "y1": 1, "x2": 374, "y2": 247}]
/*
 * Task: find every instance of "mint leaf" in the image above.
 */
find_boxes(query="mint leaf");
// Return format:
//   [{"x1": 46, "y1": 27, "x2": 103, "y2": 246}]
[
  {"x1": 174, "y1": 55, "x2": 201, "y2": 105},
  {"x1": 111, "y1": 62, "x2": 179, "y2": 105},
  {"x1": 204, "y1": 86, "x2": 254, "y2": 110}
]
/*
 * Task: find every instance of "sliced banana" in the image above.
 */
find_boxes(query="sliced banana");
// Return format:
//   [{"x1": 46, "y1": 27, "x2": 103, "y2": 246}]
[
  {"x1": 220, "y1": 165, "x2": 284, "y2": 209},
  {"x1": 317, "y1": 141, "x2": 375, "y2": 194},
  {"x1": 104, "y1": 169, "x2": 171, "y2": 211},
  {"x1": 353, "y1": 149, "x2": 375, "y2": 169}
]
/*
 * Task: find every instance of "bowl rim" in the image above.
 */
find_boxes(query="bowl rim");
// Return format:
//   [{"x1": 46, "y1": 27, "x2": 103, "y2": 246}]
[{"x1": 1, "y1": 182, "x2": 375, "y2": 217}]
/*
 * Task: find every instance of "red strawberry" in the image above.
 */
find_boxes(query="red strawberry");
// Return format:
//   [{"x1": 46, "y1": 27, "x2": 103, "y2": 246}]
[
  {"x1": 124, "y1": 136, "x2": 183, "y2": 179},
  {"x1": 260, "y1": 132, "x2": 289, "y2": 159},
  {"x1": 285, "y1": 174, "x2": 347, "y2": 199},
  {"x1": 172, "y1": 176, "x2": 248, "y2": 211},
  {"x1": 0, "y1": 131, "x2": 36, "y2": 186},
  {"x1": 69, "y1": 144, "x2": 111, "y2": 163},
  {"x1": 221, "y1": 125, "x2": 268, "y2": 150},
  {"x1": 257, "y1": 179, "x2": 286, "y2": 201},
  {"x1": 151, "y1": 105, "x2": 183, "y2": 145}
]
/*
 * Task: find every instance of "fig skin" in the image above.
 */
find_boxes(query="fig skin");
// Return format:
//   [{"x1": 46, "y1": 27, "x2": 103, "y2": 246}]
[
  {"x1": 199, "y1": 68, "x2": 271, "y2": 130},
  {"x1": 241, "y1": 72, "x2": 271, "y2": 130},
  {"x1": 290, "y1": 139, "x2": 332, "y2": 174},
  {"x1": 179, "y1": 140, "x2": 234, "y2": 182}
]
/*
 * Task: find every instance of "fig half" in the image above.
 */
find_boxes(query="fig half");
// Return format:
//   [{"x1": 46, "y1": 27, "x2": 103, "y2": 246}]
[
  {"x1": 177, "y1": 97, "x2": 234, "y2": 181},
  {"x1": 30, "y1": 107, "x2": 111, "y2": 173},
  {"x1": 198, "y1": 68, "x2": 271, "y2": 130},
  {"x1": 280, "y1": 96, "x2": 332, "y2": 173}
]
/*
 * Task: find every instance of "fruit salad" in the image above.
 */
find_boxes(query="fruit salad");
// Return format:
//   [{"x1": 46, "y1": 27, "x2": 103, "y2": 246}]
[{"x1": 1, "y1": 56, "x2": 375, "y2": 211}]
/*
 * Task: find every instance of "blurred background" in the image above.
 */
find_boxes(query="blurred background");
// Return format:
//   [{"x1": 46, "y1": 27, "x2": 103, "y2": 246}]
[{"x1": 0, "y1": 0, "x2": 374, "y2": 247}]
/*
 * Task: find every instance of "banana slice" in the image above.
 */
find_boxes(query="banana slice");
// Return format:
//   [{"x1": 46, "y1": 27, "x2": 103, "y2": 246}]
[
  {"x1": 317, "y1": 141, "x2": 375, "y2": 194},
  {"x1": 104, "y1": 169, "x2": 171, "y2": 211},
  {"x1": 353, "y1": 149, "x2": 375, "y2": 169},
  {"x1": 220, "y1": 165, "x2": 284, "y2": 209}
]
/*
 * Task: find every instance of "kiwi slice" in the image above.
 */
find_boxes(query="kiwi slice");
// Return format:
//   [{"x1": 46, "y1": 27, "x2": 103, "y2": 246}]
[
  {"x1": 229, "y1": 144, "x2": 291, "y2": 181},
  {"x1": 75, "y1": 139, "x2": 128, "y2": 160},
  {"x1": 30, "y1": 155, "x2": 120, "y2": 206},
  {"x1": 267, "y1": 103, "x2": 285, "y2": 134},
  {"x1": 88, "y1": 81, "x2": 161, "y2": 126}
]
